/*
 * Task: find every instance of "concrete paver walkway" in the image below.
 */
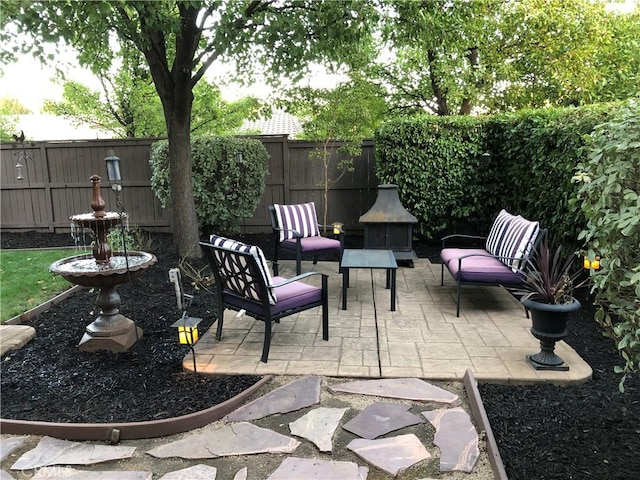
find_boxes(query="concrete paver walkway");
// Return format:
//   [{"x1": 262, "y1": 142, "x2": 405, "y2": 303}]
[{"x1": 187, "y1": 258, "x2": 591, "y2": 384}]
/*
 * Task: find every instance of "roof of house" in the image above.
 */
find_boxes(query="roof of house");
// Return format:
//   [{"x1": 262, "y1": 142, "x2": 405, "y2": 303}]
[{"x1": 241, "y1": 110, "x2": 303, "y2": 137}]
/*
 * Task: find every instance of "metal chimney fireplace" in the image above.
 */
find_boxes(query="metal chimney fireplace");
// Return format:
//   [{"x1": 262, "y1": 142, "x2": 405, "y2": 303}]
[{"x1": 359, "y1": 184, "x2": 418, "y2": 264}]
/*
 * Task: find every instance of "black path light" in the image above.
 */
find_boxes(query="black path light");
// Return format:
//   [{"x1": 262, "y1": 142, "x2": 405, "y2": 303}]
[{"x1": 169, "y1": 267, "x2": 202, "y2": 374}]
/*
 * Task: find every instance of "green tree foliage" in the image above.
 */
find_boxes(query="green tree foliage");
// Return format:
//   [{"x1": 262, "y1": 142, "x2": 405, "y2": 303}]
[
  {"x1": 573, "y1": 100, "x2": 640, "y2": 391},
  {"x1": 150, "y1": 137, "x2": 268, "y2": 232},
  {"x1": 279, "y1": 78, "x2": 387, "y2": 226},
  {"x1": 44, "y1": 77, "x2": 262, "y2": 139},
  {"x1": 375, "y1": 0, "x2": 640, "y2": 115},
  {"x1": 43, "y1": 42, "x2": 263, "y2": 138},
  {"x1": 1, "y1": 1, "x2": 377, "y2": 257},
  {"x1": 0, "y1": 97, "x2": 29, "y2": 141}
]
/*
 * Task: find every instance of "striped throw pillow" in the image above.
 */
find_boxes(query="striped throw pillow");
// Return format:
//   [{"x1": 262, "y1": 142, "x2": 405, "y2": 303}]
[
  {"x1": 273, "y1": 203, "x2": 320, "y2": 243},
  {"x1": 485, "y1": 210, "x2": 540, "y2": 272},
  {"x1": 209, "y1": 234, "x2": 277, "y2": 305}
]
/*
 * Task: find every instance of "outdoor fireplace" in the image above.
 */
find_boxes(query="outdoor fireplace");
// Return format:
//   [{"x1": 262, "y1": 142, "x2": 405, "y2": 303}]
[{"x1": 359, "y1": 184, "x2": 418, "y2": 264}]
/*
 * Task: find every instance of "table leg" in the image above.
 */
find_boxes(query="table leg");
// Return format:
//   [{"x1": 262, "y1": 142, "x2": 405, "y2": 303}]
[
  {"x1": 390, "y1": 268, "x2": 397, "y2": 311},
  {"x1": 342, "y1": 268, "x2": 349, "y2": 310},
  {"x1": 386, "y1": 269, "x2": 390, "y2": 289}
]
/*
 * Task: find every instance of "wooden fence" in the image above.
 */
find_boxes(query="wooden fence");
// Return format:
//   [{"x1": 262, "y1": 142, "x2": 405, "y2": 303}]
[{"x1": 1, "y1": 136, "x2": 379, "y2": 234}]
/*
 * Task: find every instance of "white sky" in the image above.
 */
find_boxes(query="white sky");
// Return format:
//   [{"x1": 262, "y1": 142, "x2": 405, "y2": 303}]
[{"x1": 0, "y1": 53, "x2": 345, "y2": 113}]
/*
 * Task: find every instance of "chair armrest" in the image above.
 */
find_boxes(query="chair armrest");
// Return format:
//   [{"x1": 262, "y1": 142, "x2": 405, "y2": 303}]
[
  {"x1": 441, "y1": 234, "x2": 487, "y2": 248},
  {"x1": 272, "y1": 271, "x2": 329, "y2": 287},
  {"x1": 274, "y1": 227, "x2": 303, "y2": 239}
]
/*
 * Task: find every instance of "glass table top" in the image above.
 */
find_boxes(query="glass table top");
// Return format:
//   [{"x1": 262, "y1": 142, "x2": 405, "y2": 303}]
[{"x1": 340, "y1": 249, "x2": 398, "y2": 269}]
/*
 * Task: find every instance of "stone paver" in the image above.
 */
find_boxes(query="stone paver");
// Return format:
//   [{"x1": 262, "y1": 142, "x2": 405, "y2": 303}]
[
  {"x1": 347, "y1": 433, "x2": 431, "y2": 476},
  {"x1": 423, "y1": 408, "x2": 480, "y2": 473},
  {"x1": 329, "y1": 377, "x2": 460, "y2": 405},
  {"x1": 146, "y1": 422, "x2": 300, "y2": 459},
  {"x1": 0, "y1": 325, "x2": 35, "y2": 356},
  {"x1": 342, "y1": 402, "x2": 424, "y2": 440},
  {"x1": 31, "y1": 468, "x2": 151, "y2": 480},
  {"x1": 184, "y1": 259, "x2": 592, "y2": 385},
  {"x1": 157, "y1": 464, "x2": 217, "y2": 480},
  {"x1": 0, "y1": 436, "x2": 28, "y2": 462},
  {"x1": 266, "y1": 457, "x2": 367, "y2": 480},
  {"x1": 11, "y1": 437, "x2": 135, "y2": 470},
  {"x1": 288, "y1": 407, "x2": 347, "y2": 452},
  {"x1": 224, "y1": 376, "x2": 321, "y2": 422}
]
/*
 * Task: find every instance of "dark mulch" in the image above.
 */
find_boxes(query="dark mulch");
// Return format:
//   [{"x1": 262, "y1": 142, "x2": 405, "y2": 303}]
[{"x1": 1, "y1": 230, "x2": 639, "y2": 480}]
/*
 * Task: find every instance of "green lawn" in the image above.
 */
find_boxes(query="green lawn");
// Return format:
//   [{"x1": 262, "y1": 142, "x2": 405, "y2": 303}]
[{"x1": 0, "y1": 249, "x2": 77, "y2": 322}]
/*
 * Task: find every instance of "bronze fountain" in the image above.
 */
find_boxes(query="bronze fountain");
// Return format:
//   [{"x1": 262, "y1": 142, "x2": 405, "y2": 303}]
[{"x1": 50, "y1": 175, "x2": 156, "y2": 352}]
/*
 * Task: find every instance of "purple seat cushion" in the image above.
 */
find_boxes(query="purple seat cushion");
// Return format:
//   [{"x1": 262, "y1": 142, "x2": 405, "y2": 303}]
[
  {"x1": 441, "y1": 248, "x2": 524, "y2": 285},
  {"x1": 281, "y1": 236, "x2": 341, "y2": 253},
  {"x1": 223, "y1": 276, "x2": 322, "y2": 316}
]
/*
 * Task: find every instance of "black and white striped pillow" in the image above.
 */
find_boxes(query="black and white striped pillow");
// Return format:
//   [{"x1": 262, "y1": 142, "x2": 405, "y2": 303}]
[
  {"x1": 209, "y1": 234, "x2": 277, "y2": 305},
  {"x1": 274, "y1": 203, "x2": 320, "y2": 242},
  {"x1": 486, "y1": 210, "x2": 540, "y2": 272}
]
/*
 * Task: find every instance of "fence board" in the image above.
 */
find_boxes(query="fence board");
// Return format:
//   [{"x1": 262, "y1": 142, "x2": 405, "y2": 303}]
[{"x1": 2, "y1": 136, "x2": 379, "y2": 235}]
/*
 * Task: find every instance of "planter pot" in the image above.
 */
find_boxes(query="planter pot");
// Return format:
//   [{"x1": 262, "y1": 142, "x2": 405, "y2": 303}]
[{"x1": 522, "y1": 297, "x2": 581, "y2": 371}]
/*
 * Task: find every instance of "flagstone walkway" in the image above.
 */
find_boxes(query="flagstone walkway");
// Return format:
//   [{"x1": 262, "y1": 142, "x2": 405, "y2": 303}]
[{"x1": 2, "y1": 375, "x2": 496, "y2": 479}]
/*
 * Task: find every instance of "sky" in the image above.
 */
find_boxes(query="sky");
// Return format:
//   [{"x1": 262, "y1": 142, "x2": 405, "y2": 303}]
[{"x1": 0, "y1": 51, "x2": 345, "y2": 114}]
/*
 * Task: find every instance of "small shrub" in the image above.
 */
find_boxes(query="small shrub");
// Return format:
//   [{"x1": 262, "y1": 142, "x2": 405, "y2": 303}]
[{"x1": 150, "y1": 136, "x2": 268, "y2": 232}]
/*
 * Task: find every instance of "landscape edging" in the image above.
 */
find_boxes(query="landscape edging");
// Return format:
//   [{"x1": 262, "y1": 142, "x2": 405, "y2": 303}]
[
  {"x1": 463, "y1": 368, "x2": 508, "y2": 480},
  {"x1": 0, "y1": 375, "x2": 272, "y2": 441}
]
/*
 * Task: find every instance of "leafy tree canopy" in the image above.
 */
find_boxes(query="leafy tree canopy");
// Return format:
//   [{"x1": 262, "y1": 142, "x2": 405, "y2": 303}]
[
  {"x1": 1, "y1": 0, "x2": 378, "y2": 257},
  {"x1": 373, "y1": 0, "x2": 640, "y2": 115}
]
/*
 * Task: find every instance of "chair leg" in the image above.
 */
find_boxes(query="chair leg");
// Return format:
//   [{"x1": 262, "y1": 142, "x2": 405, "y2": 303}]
[
  {"x1": 321, "y1": 275, "x2": 329, "y2": 341},
  {"x1": 441, "y1": 263, "x2": 445, "y2": 286},
  {"x1": 216, "y1": 307, "x2": 224, "y2": 341},
  {"x1": 273, "y1": 245, "x2": 280, "y2": 277},
  {"x1": 296, "y1": 241, "x2": 302, "y2": 276},
  {"x1": 261, "y1": 317, "x2": 272, "y2": 363},
  {"x1": 456, "y1": 279, "x2": 461, "y2": 317}
]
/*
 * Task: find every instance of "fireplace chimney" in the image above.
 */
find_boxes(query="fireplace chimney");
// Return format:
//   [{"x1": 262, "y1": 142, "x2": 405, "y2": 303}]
[{"x1": 359, "y1": 184, "x2": 418, "y2": 264}]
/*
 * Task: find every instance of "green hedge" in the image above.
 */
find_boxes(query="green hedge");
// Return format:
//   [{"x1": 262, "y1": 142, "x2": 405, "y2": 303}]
[
  {"x1": 150, "y1": 136, "x2": 268, "y2": 232},
  {"x1": 375, "y1": 115, "x2": 489, "y2": 239},
  {"x1": 375, "y1": 103, "x2": 617, "y2": 246}
]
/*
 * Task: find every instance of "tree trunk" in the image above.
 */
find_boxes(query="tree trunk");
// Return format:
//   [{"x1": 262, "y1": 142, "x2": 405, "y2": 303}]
[
  {"x1": 167, "y1": 117, "x2": 201, "y2": 258},
  {"x1": 427, "y1": 50, "x2": 449, "y2": 116},
  {"x1": 141, "y1": 5, "x2": 202, "y2": 259}
]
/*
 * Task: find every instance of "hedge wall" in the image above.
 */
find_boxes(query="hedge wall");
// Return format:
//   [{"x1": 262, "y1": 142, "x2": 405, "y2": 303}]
[{"x1": 375, "y1": 103, "x2": 618, "y2": 247}]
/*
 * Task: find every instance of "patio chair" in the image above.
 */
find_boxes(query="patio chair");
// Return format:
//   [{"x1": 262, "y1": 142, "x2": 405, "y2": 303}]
[
  {"x1": 200, "y1": 235, "x2": 329, "y2": 363},
  {"x1": 268, "y1": 202, "x2": 344, "y2": 276}
]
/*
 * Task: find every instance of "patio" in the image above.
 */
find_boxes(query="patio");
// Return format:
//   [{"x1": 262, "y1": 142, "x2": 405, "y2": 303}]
[{"x1": 187, "y1": 258, "x2": 592, "y2": 384}]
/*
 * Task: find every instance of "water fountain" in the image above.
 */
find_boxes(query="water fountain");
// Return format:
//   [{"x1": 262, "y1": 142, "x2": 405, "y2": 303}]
[{"x1": 50, "y1": 174, "x2": 157, "y2": 352}]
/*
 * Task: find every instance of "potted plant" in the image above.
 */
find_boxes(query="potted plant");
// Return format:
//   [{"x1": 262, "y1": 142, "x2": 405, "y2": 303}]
[{"x1": 513, "y1": 235, "x2": 588, "y2": 371}]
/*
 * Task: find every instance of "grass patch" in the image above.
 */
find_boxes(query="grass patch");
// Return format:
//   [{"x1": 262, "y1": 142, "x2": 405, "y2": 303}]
[{"x1": 0, "y1": 249, "x2": 78, "y2": 322}]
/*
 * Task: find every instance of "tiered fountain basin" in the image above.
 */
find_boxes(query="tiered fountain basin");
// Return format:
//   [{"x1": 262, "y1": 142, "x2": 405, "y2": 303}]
[
  {"x1": 49, "y1": 175, "x2": 157, "y2": 353},
  {"x1": 50, "y1": 250, "x2": 157, "y2": 353}
]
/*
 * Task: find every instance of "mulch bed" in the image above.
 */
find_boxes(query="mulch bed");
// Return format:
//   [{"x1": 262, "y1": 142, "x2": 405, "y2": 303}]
[{"x1": 1, "y1": 230, "x2": 639, "y2": 479}]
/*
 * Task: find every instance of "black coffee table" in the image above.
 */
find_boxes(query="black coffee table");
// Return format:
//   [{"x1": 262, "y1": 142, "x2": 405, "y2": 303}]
[{"x1": 340, "y1": 249, "x2": 398, "y2": 311}]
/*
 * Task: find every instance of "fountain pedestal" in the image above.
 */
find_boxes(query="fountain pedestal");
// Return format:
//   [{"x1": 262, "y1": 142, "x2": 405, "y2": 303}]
[
  {"x1": 49, "y1": 175, "x2": 156, "y2": 353},
  {"x1": 79, "y1": 284, "x2": 143, "y2": 352}
]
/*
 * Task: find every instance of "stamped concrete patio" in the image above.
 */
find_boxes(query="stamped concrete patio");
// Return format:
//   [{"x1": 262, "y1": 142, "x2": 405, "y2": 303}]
[{"x1": 187, "y1": 258, "x2": 592, "y2": 385}]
